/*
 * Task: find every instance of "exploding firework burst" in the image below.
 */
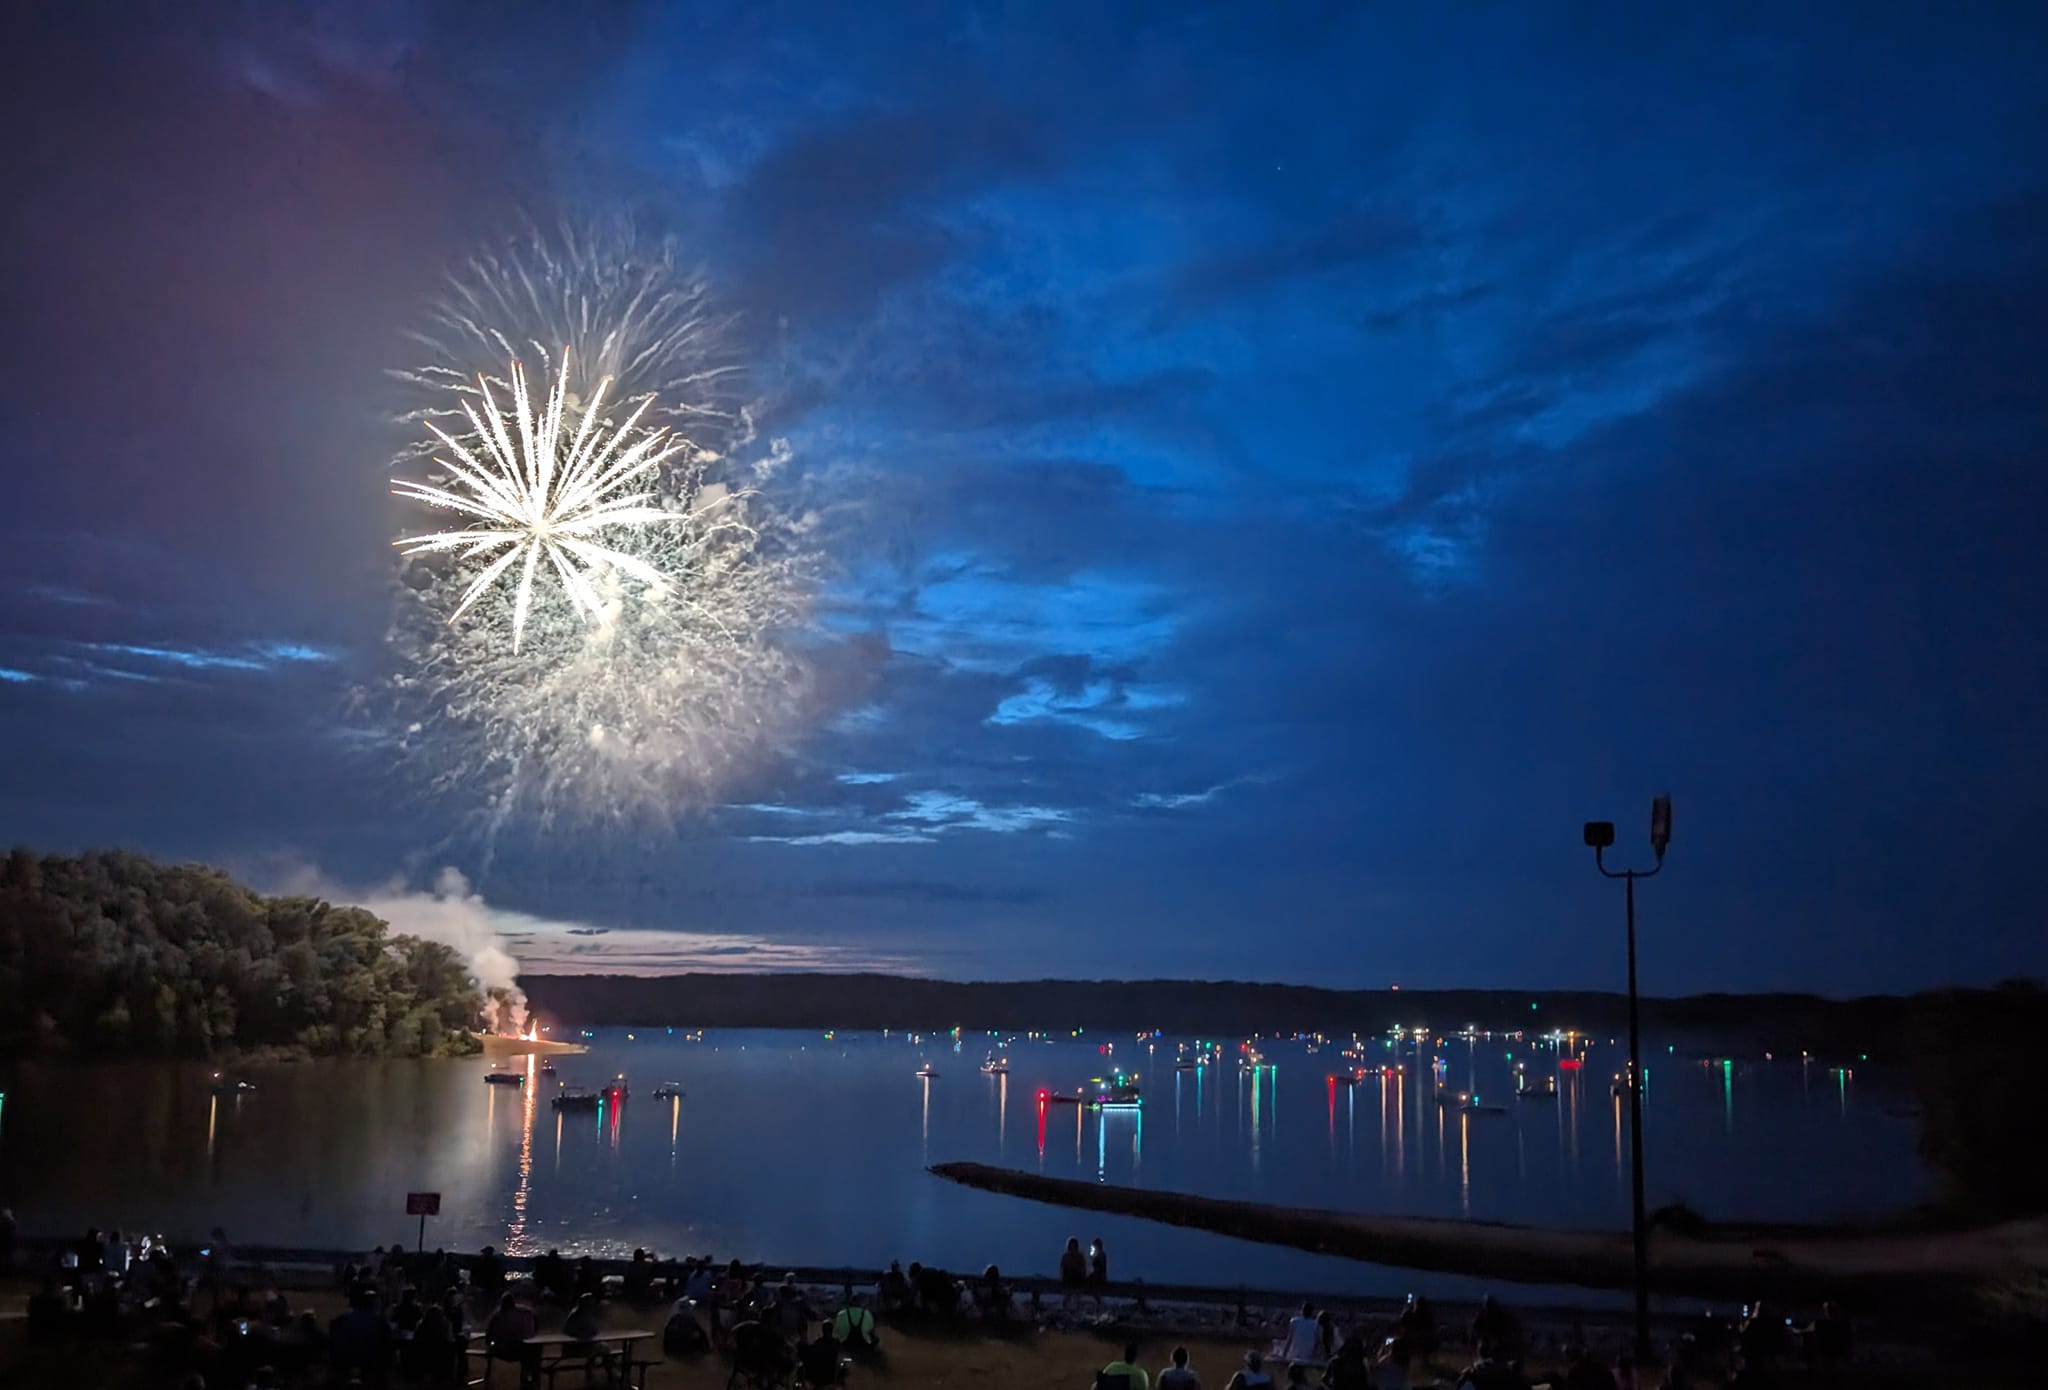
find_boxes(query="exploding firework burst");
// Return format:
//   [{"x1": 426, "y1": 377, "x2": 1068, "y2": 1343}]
[
  {"x1": 382, "y1": 220, "x2": 814, "y2": 827},
  {"x1": 393, "y1": 354, "x2": 691, "y2": 654}
]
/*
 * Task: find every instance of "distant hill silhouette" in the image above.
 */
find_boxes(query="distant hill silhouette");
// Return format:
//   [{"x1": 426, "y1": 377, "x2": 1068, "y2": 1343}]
[{"x1": 519, "y1": 973, "x2": 2035, "y2": 1062}]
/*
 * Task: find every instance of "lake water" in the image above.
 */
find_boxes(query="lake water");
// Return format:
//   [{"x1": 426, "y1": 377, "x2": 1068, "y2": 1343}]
[{"x1": 0, "y1": 1028, "x2": 1928, "y2": 1299}]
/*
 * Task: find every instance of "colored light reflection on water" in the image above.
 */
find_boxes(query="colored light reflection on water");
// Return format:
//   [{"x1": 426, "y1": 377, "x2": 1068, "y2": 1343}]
[{"x1": 0, "y1": 1030, "x2": 1929, "y2": 1298}]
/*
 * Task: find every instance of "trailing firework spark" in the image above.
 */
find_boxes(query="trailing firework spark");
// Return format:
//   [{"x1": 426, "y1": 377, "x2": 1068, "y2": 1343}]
[
  {"x1": 392, "y1": 353, "x2": 689, "y2": 653},
  {"x1": 380, "y1": 218, "x2": 817, "y2": 827},
  {"x1": 394, "y1": 213, "x2": 742, "y2": 439}
]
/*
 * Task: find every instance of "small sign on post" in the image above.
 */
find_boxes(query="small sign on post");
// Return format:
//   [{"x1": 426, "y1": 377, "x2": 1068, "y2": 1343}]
[{"x1": 406, "y1": 1191, "x2": 441, "y2": 1253}]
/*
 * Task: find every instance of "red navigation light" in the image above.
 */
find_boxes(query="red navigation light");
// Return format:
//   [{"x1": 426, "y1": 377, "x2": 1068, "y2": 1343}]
[{"x1": 1559, "y1": 1058, "x2": 1582, "y2": 1071}]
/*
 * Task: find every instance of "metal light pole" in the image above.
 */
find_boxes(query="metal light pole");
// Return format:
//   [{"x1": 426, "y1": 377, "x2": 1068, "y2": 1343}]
[{"x1": 1583, "y1": 794, "x2": 1671, "y2": 1366}]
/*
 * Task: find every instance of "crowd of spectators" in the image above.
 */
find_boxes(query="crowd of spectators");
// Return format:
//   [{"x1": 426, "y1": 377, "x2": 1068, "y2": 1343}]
[
  {"x1": 6, "y1": 1214, "x2": 1856, "y2": 1390},
  {"x1": 1088, "y1": 1286, "x2": 1854, "y2": 1390}
]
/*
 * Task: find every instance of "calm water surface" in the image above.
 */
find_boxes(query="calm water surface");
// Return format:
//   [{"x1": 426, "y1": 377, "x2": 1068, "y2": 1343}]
[{"x1": 0, "y1": 1029, "x2": 1927, "y2": 1298}]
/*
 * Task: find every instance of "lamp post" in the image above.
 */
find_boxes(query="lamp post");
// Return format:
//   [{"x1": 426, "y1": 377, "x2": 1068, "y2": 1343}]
[{"x1": 1583, "y1": 794, "x2": 1671, "y2": 1366}]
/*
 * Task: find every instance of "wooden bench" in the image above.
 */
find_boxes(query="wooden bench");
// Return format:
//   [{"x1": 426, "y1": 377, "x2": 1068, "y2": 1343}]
[{"x1": 468, "y1": 1330, "x2": 656, "y2": 1389}]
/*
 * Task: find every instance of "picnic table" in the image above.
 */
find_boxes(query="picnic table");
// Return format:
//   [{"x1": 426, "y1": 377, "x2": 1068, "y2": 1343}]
[{"x1": 468, "y1": 1329, "x2": 658, "y2": 1389}]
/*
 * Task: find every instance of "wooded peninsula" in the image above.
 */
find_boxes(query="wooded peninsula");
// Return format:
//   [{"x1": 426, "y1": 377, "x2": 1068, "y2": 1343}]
[{"x1": 0, "y1": 849, "x2": 484, "y2": 1059}]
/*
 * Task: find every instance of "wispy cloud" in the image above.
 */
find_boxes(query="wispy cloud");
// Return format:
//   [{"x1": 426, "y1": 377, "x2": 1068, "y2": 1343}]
[
  {"x1": 888, "y1": 790, "x2": 1070, "y2": 835},
  {"x1": 735, "y1": 786, "x2": 1078, "y2": 849},
  {"x1": 1133, "y1": 788, "x2": 1216, "y2": 810},
  {"x1": 990, "y1": 675, "x2": 1182, "y2": 740},
  {"x1": 743, "y1": 828, "x2": 938, "y2": 847},
  {"x1": 26, "y1": 584, "x2": 114, "y2": 608},
  {"x1": 52, "y1": 658, "x2": 162, "y2": 685},
  {"x1": 836, "y1": 557, "x2": 1183, "y2": 675},
  {"x1": 514, "y1": 922, "x2": 928, "y2": 975},
  {"x1": 82, "y1": 640, "x2": 336, "y2": 673},
  {"x1": 1132, "y1": 775, "x2": 1266, "y2": 812}
]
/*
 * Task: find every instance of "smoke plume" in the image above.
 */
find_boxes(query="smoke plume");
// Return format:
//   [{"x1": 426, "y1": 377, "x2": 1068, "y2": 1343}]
[{"x1": 270, "y1": 863, "x2": 527, "y2": 1029}]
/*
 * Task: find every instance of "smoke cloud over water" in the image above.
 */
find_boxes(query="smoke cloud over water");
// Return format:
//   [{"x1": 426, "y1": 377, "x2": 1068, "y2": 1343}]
[
  {"x1": 357, "y1": 868, "x2": 527, "y2": 1028},
  {"x1": 253, "y1": 859, "x2": 937, "y2": 993},
  {"x1": 271, "y1": 864, "x2": 528, "y2": 1029}
]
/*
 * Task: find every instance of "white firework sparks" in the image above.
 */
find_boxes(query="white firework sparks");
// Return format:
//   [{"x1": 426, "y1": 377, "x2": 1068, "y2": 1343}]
[
  {"x1": 395, "y1": 213, "x2": 741, "y2": 438},
  {"x1": 381, "y1": 219, "x2": 817, "y2": 826},
  {"x1": 393, "y1": 354, "x2": 688, "y2": 653}
]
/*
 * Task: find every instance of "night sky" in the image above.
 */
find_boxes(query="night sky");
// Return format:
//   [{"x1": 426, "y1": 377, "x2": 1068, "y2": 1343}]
[{"x1": 3, "y1": 4, "x2": 2045, "y2": 992}]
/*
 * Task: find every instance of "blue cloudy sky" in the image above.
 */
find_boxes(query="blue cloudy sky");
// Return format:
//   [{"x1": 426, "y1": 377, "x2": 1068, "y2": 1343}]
[{"x1": 2, "y1": 3, "x2": 2045, "y2": 991}]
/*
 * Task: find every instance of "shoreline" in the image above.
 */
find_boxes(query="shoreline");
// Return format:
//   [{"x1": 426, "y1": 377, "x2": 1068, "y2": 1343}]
[
  {"x1": 0, "y1": 1037, "x2": 592, "y2": 1066},
  {"x1": 930, "y1": 1162, "x2": 2048, "y2": 1314},
  {"x1": 478, "y1": 1035, "x2": 589, "y2": 1057}
]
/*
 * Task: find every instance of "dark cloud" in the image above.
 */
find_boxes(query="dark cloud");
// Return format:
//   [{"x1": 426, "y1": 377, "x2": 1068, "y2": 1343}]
[
  {"x1": 804, "y1": 879, "x2": 1042, "y2": 906},
  {"x1": 1170, "y1": 207, "x2": 1426, "y2": 308},
  {"x1": 722, "y1": 102, "x2": 1052, "y2": 327}
]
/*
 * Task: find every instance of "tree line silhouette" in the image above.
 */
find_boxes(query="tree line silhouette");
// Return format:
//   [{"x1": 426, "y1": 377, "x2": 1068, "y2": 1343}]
[{"x1": 0, "y1": 849, "x2": 482, "y2": 1058}]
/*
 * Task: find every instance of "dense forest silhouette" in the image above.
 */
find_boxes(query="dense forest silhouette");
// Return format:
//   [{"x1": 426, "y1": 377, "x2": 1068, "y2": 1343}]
[{"x1": 0, "y1": 849, "x2": 482, "y2": 1058}]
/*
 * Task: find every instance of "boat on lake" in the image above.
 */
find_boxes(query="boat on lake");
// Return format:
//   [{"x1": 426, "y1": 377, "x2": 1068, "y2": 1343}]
[
  {"x1": 1086, "y1": 1072, "x2": 1142, "y2": 1109},
  {"x1": 551, "y1": 1089, "x2": 602, "y2": 1111},
  {"x1": 484, "y1": 1071, "x2": 525, "y2": 1086},
  {"x1": 916, "y1": 1063, "x2": 940, "y2": 1079},
  {"x1": 652, "y1": 1083, "x2": 685, "y2": 1099},
  {"x1": 980, "y1": 1057, "x2": 1009, "y2": 1075},
  {"x1": 209, "y1": 1072, "x2": 256, "y2": 1096}
]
